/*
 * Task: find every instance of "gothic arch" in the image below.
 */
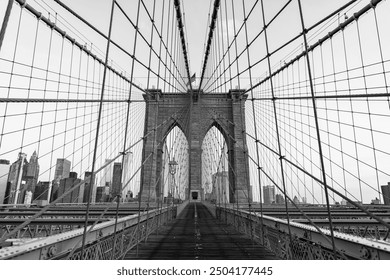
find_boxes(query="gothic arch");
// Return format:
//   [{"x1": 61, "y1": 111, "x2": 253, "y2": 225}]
[{"x1": 140, "y1": 89, "x2": 251, "y2": 203}]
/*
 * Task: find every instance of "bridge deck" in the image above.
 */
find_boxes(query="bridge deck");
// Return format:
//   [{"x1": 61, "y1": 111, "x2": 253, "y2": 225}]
[{"x1": 125, "y1": 202, "x2": 278, "y2": 260}]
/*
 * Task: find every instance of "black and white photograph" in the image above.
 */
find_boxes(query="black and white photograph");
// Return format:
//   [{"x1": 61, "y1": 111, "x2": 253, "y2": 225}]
[{"x1": 0, "y1": 0, "x2": 389, "y2": 277}]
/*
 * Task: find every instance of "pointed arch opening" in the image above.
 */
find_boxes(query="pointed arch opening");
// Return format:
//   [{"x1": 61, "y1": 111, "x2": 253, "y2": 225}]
[
  {"x1": 162, "y1": 125, "x2": 189, "y2": 203},
  {"x1": 201, "y1": 124, "x2": 230, "y2": 204}
]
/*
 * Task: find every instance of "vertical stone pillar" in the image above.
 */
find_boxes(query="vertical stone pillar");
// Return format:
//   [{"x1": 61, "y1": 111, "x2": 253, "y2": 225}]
[
  {"x1": 188, "y1": 98, "x2": 203, "y2": 200},
  {"x1": 229, "y1": 89, "x2": 250, "y2": 204},
  {"x1": 140, "y1": 90, "x2": 161, "y2": 202}
]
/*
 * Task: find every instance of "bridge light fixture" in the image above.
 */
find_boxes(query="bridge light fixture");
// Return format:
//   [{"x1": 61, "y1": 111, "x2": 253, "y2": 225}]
[{"x1": 169, "y1": 158, "x2": 178, "y2": 175}]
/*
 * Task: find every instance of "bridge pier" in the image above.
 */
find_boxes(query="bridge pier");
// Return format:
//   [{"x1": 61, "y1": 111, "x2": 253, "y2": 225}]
[{"x1": 140, "y1": 89, "x2": 251, "y2": 204}]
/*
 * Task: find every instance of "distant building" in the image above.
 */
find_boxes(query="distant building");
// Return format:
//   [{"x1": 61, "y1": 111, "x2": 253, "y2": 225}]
[
  {"x1": 24, "y1": 151, "x2": 40, "y2": 200},
  {"x1": 57, "y1": 172, "x2": 83, "y2": 203},
  {"x1": 249, "y1": 185, "x2": 253, "y2": 203},
  {"x1": 101, "y1": 159, "x2": 113, "y2": 188},
  {"x1": 0, "y1": 159, "x2": 10, "y2": 204},
  {"x1": 211, "y1": 171, "x2": 229, "y2": 204},
  {"x1": 33, "y1": 181, "x2": 50, "y2": 201},
  {"x1": 371, "y1": 197, "x2": 380, "y2": 205},
  {"x1": 263, "y1": 185, "x2": 275, "y2": 204},
  {"x1": 83, "y1": 171, "x2": 93, "y2": 203},
  {"x1": 381, "y1": 183, "x2": 390, "y2": 205},
  {"x1": 275, "y1": 194, "x2": 285, "y2": 205},
  {"x1": 111, "y1": 163, "x2": 122, "y2": 198},
  {"x1": 122, "y1": 152, "x2": 133, "y2": 191},
  {"x1": 54, "y1": 159, "x2": 71, "y2": 180},
  {"x1": 96, "y1": 186, "x2": 110, "y2": 203},
  {"x1": 293, "y1": 195, "x2": 300, "y2": 205},
  {"x1": 5, "y1": 152, "x2": 28, "y2": 204},
  {"x1": 50, "y1": 179, "x2": 59, "y2": 202},
  {"x1": 51, "y1": 158, "x2": 71, "y2": 202},
  {"x1": 340, "y1": 199, "x2": 347, "y2": 206},
  {"x1": 24, "y1": 190, "x2": 33, "y2": 205},
  {"x1": 347, "y1": 200, "x2": 362, "y2": 207}
]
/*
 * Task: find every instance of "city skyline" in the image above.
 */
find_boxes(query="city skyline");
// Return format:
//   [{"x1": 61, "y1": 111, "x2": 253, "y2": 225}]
[{"x1": 0, "y1": 150, "x2": 131, "y2": 205}]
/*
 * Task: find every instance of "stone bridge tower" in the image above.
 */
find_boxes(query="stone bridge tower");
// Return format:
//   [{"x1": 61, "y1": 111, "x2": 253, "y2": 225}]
[{"x1": 140, "y1": 89, "x2": 251, "y2": 204}]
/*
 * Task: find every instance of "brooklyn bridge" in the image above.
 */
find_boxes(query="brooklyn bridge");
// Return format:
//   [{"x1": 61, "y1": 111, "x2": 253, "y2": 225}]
[{"x1": 0, "y1": 0, "x2": 390, "y2": 260}]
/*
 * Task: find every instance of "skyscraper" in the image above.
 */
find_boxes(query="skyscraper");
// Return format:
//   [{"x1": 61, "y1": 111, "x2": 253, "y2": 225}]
[
  {"x1": 33, "y1": 181, "x2": 50, "y2": 201},
  {"x1": 24, "y1": 151, "x2": 40, "y2": 199},
  {"x1": 50, "y1": 158, "x2": 71, "y2": 202},
  {"x1": 54, "y1": 158, "x2": 71, "y2": 179},
  {"x1": 5, "y1": 152, "x2": 28, "y2": 204},
  {"x1": 101, "y1": 159, "x2": 113, "y2": 188},
  {"x1": 24, "y1": 190, "x2": 33, "y2": 205},
  {"x1": 263, "y1": 185, "x2": 276, "y2": 204},
  {"x1": 381, "y1": 182, "x2": 390, "y2": 205},
  {"x1": 122, "y1": 152, "x2": 132, "y2": 191},
  {"x1": 111, "y1": 162, "x2": 122, "y2": 198},
  {"x1": 83, "y1": 171, "x2": 93, "y2": 203},
  {"x1": 0, "y1": 159, "x2": 10, "y2": 204},
  {"x1": 275, "y1": 193, "x2": 285, "y2": 205},
  {"x1": 57, "y1": 172, "x2": 83, "y2": 203}
]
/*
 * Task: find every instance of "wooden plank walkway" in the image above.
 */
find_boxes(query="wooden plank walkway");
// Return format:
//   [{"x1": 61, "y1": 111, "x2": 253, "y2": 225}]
[{"x1": 125, "y1": 202, "x2": 279, "y2": 260}]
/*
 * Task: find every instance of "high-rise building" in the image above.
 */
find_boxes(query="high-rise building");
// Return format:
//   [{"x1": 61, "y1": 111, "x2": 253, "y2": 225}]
[
  {"x1": 33, "y1": 181, "x2": 50, "y2": 201},
  {"x1": 96, "y1": 186, "x2": 110, "y2": 203},
  {"x1": 275, "y1": 193, "x2": 285, "y2": 205},
  {"x1": 95, "y1": 186, "x2": 104, "y2": 202},
  {"x1": 0, "y1": 159, "x2": 10, "y2": 204},
  {"x1": 50, "y1": 159, "x2": 71, "y2": 202},
  {"x1": 122, "y1": 152, "x2": 133, "y2": 192},
  {"x1": 5, "y1": 152, "x2": 28, "y2": 204},
  {"x1": 57, "y1": 172, "x2": 83, "y2": 203},
  {"x1": 111, "y1": 163, "x2": 122, "y2": 198},
  {"x1": 24, "y1": 151, "x2": 40, "y2": 199},
  {"x1": 381, "y1": 182, "x2": 390, "y2": 205},
  {"x1": 24, "y1": 190, "x2": 33, "y2": 205},
  {"x1": 83, "y1": 171, "x2": 93, "y2": 203},
  {"x1": 263, "y1": 185, "x2": 276, "y2": 204},
  {"x1": 100, "y1": 159, "x2": 112, "y2": 188},
  {"x1": 54, "y1": 159, "x2": 71, "y2": 180}
]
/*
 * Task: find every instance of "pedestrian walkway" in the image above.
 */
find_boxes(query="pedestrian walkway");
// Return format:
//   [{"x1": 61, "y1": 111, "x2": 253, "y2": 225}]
[{"x1": 125, "y1": 202, "x2": 279, "y2": 259}]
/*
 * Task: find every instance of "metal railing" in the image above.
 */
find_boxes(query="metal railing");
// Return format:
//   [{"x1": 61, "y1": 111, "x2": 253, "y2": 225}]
[
  {"x1": 0, "y1": 205, "x2": 176, "y2": 260},
  {"x1": 216, "y1": 205, "x2": 390, "y2": 260}
]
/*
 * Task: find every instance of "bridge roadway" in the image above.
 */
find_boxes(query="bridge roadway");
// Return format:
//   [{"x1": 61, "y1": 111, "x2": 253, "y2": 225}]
[{"x1": 125, "y1": 202, "x2": 278, "y2": 260}]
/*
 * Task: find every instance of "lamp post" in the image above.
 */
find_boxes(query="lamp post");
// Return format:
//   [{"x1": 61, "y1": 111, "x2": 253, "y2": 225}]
[{"x1": 169, "y1": 158, "x2": 178, "y2": 205}]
